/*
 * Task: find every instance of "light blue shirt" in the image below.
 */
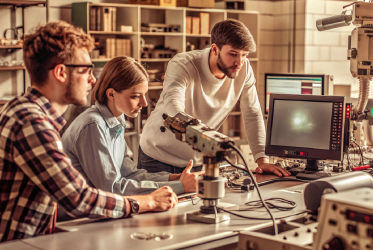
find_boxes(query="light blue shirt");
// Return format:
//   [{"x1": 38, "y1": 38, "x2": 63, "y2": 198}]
[{"x1": 61, "y1": 101, "x2": 184, "y2": 195}]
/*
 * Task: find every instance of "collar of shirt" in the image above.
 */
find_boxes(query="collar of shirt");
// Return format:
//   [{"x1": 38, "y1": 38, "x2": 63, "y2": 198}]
[
  {"x1": 24, "y1": 87, "x2": 66, "y2": 131},
  {"x1": 95, "y1": 101, "x2": 126, "y2": 139}
]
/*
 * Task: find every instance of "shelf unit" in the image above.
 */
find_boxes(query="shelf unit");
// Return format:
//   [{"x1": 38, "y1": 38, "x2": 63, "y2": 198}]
[
  {"x1": 72, "y1": 2, "x2": 260, "y2": 155},
  {"x1": 0, "y1": 0, "x2": 48, "y2": 104}
]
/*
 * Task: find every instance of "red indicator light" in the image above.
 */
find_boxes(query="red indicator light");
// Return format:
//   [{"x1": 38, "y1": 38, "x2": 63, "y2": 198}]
[
  {"x1": 300, "y1": 152, "x2": 304, "y2": 156},
  {"x1": 349, "y1": 212, "x2": 355, "y2": 219},
  {"x1": 365, "y1": 215, "x2": 370, "y2": 223}
]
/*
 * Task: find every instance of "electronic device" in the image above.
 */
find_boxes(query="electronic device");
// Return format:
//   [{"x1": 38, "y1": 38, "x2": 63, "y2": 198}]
[
  {"x1": 161, "y1": 112, "x2": 238, "y2": 223},
  {"x1": 313, "y1": 187, "x2": 373, "y2": 250},
  {"x1": 265, "y1": 93, "x2": 347, "y2": 171},
  {"x1": 238, "y1": 217, "x2": 317, "y2": 250},
  {"x1": 303, "y1": 171, "x2": 373, "y2": 212},
  {"x1": 264, "y1": 73, "x2": 330, "y2": 114}
]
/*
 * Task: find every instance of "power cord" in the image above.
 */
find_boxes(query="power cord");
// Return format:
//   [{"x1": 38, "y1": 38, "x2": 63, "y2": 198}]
[{"x1": 222, "y1": 142, "x2": 278, "y2": 235}]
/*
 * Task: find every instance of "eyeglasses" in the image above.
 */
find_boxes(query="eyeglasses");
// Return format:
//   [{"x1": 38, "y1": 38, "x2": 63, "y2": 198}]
[
  {"x1": 64, "y1": 64, "x2": 94, "y2": 76},
  {"x1": 50, "y1": 64, "x2": 95, "y2": 76}
]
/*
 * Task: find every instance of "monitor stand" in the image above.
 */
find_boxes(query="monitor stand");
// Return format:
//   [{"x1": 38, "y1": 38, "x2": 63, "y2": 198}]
[
  {"x1": 288, "y1": 159, "x2": 329, "y2": 180},
  {"x1": 304, "y1": 159, "x2": 323, "y2": 172}
]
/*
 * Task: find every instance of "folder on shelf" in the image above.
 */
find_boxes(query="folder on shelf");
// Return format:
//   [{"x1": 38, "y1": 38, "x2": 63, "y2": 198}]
[
  {"x1": 185, "y1": 16, "x2": 192, "y2": 34},
  {"x1": 200, "y1": 13, "x2": 209, "y2": 35},
  {"x1": 192, "y1": 17, "x2": 200, "y2": 34}
]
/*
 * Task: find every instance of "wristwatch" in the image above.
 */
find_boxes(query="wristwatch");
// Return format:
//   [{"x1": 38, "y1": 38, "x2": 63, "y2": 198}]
[{"x1": 127, "y1": 198, "x2": 140, "y2": 215}]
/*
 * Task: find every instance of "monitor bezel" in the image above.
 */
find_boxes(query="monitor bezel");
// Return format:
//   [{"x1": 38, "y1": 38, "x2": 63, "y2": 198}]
[
  {"x1": 265, "y1": 93, "x2": 345, "y2": 162},
  {"x1": 264, "y1": 73, "x2": 326, "y2": 114}
]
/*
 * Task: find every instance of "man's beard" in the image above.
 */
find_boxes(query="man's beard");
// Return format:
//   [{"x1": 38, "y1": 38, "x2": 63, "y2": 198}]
[
  {"x1": 217, "y1": 53, "x2": 240, "y2": 79},
  {"x1": 63, "y1": 74, "x2": 88, "y2": 106}
]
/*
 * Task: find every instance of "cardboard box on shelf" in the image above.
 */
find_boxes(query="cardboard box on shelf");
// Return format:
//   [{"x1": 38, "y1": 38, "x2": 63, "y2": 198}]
[{"x1": 177, "y1": 0, "x2": 214, "y2": 8}]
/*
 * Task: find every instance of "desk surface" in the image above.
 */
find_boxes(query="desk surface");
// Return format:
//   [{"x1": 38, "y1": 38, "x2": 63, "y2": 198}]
[{"x1": 2, "y1": 175, "x2": 308, "y2": 250}]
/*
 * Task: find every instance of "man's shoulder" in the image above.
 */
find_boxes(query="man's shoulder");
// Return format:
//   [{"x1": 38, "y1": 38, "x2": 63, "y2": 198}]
[
  {"x1": 171, "y1": 50, "x2": 204, "y2": 64},
  {"x1": 1, "y1": 96, "x2": 46, "y2": 124}
]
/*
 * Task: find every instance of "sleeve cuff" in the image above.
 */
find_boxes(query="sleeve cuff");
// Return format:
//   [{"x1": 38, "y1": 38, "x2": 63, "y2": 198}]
[{"x1": 253, "y1": 153, "x2": 268, "y2": 163}]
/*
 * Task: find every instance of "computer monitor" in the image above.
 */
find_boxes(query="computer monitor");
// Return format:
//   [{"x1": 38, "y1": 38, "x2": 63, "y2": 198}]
[
  {"x1": 265, "y1": 73, "x2": 326, "y2": 114},
  {"x1": 265, "y1": 94, "x2": 346, "y2": 171}
]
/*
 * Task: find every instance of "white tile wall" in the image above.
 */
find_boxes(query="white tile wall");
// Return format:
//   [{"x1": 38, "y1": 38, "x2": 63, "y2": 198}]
[
  {"x1": 304, "y1": 46, "x2": 319, "y2": 61},
  {"x1": 330, "y1": 46, "x2": 348, "y2": 61},
  {"x1": 305, "y1": 0, "x2": 325, "y2": 14},
  {"x1": 313, "y1": 30, "x2": 340, "y2": 45}
]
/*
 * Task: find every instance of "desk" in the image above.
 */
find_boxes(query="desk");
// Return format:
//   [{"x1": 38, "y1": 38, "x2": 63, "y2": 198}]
[{"x1": 2, "y1": 175, "x2": 308, "y2": 250}]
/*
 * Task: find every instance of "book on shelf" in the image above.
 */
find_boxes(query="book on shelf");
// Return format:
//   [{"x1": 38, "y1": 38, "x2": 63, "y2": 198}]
[
  {"x1": 90, "y1": 7, "x2": 96, "y2": 31},
  {"x1": 185, "y1": 16, "x2": 192, "y2": 34},
  {"x1": 89, "y1": 6, "x2": 117, "y2": 31},
  {"x1": 192, "y1": 17, "x2": 200, "y2": 34},
  {"x1": 107, "y1": 38, "x2": 132, "y2": 58},
  {"x1": 200, "y1": 13, "x2": 209, "y2": 35}
]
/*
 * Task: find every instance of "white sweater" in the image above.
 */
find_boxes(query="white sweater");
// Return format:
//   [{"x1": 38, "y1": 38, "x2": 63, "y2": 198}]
[{"x1": 140, "y1": 48, "x2": 266, "y2": 168}]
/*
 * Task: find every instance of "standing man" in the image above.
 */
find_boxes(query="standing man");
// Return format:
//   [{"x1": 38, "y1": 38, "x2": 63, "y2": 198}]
[
  {"x1": 138, "y1": 19, "x2": 289, "y2": 177},
  {"x1": 0, "y1": 21, "x2": 177, "y2": 242}
]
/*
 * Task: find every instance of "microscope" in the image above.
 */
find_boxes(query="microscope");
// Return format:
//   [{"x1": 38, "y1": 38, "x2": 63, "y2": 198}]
[
  {"x1": 162, "y1": 112, "x2": 239, "y2": 223},
  {"x1": 317, "y1": 0, "x2": 373, "y2": 128}
]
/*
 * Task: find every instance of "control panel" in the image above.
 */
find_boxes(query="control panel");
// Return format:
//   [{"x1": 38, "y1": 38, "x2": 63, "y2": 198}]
[
  {"x1": 313, "y1": 188, "x2": 373, "y2": 250},
  {"x1": 331, "y1": 102, "x2": 344, "y2": 151}
]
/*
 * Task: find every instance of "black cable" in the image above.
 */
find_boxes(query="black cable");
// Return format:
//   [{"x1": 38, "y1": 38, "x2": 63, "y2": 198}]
[
  {"x1": 243, "y1": 198, "x2": 296, "y2": 211},
  {"x1": 352, "y1": 140, "x2": 364, "y2": 166},
  {"x1": 216, "y1": 207, "x2": 307, "y2": 221},
  {"x1": 227, "y1": 142, "x2": 278, "y2": 235}
]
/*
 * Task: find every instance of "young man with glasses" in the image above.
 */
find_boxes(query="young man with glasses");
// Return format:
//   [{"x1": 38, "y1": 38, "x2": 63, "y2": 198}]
[{"x1": 0, "y1": 21, "x2": 177, "y2": 242}]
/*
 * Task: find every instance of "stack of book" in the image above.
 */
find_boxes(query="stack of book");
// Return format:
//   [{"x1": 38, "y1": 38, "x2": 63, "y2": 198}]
[
  {"x1": 185, "y1": 13, "x2": 210, "y2": 35},
  {"x1": 90, "y1": 6, "x2": 117, "y2": 32},
  {"x1": 106, "y1": 38, "x2": 132, "y2": 59}
]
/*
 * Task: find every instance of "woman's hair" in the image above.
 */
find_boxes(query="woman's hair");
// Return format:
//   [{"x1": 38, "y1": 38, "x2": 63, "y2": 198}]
[
  {"x1": 92, "y1": 56, "x2": 149, "y2": 104},
  {"x1": 23, "y1": 21, "x2": 94, "y2": 86}
]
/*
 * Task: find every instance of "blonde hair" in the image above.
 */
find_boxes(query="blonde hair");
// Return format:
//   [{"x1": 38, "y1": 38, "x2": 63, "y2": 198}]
[
  {"x1": 92, "y1": 56, "x2": 149, "y2": 104},
  {"x1": 23, "y1": 21, "x2": 94, "y2": 86}
]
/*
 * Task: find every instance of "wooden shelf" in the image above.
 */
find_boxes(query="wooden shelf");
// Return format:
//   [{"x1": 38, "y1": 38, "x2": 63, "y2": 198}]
[
  {"x1": 0, "y1": 44, "x2": 22, "y2": 49},
  {"x1": 89, "y1": 31, "x2": 138, "y2": 35},
  {"x1": 140, "y1": 58, "x2": 170, "y2": 62},
  {"x1": 0, "y1": 1, "x2": 46, "y2": 7},
  {"x1": 0, "y1": 66, "x2": 25, "y2": 70},
  {"x1": 141, "y1": 32, "x2": 183, "y2": 36},
  {"x1": 186, "y1": 34, "x2": 211, "y2": 38}
]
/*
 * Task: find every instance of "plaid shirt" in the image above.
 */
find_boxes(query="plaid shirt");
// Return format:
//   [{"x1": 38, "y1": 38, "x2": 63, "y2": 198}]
[{"x1": 0, "y1": 88, "x2": 128, "y2": 242}]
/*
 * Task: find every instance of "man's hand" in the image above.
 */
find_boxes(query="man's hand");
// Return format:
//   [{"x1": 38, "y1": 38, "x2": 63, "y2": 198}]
[
  {"x1": 180, "y1": 160, "x2": 204, "y2": 193},
  {"x1": 129, "y1": 186, "x2": 178, "y2": 213},
  {"x1": 255, "y1": 158, "x2": 290, "y2": 177}
]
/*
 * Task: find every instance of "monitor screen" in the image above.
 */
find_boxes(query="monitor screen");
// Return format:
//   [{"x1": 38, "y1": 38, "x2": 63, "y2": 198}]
[
  {"x1": 265, "y1": 73, "x2": 325, "y2": 114},
  {"x1": 265, "y1": 94, "x2": 346, "y2": 171}
]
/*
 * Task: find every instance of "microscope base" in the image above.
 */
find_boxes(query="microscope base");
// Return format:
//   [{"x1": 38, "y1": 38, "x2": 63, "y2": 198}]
[{"x1": 186, "y1": 202, "x2": 238, "y2": 224}]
